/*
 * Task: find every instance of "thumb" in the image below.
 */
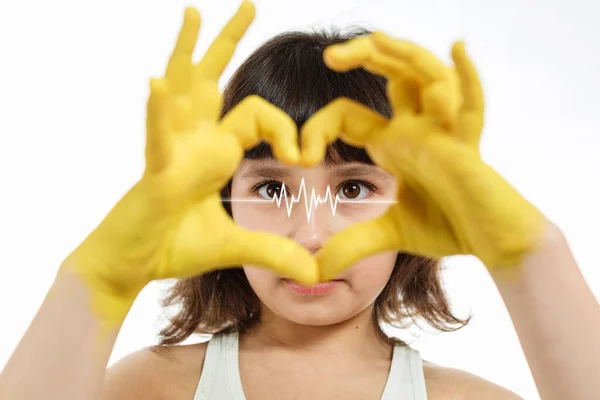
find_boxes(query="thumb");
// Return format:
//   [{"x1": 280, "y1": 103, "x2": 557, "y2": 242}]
[
  {"x1": 316, "y1": 210, "x2": 402, "y2": 282},
  {"x1": 221, "y1": 226, "x2": 319, "y2": 286}
]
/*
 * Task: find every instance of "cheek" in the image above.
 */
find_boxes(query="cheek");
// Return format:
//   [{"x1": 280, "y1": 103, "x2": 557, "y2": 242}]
[
  {"x1": 243, "y1": 265, "x2": 279, "y2": 296},
  {"x1": 334, "y1": 198, "x2": 396, "y2": 233},
  {"x1": 345, "y1": 251, "x2": 398, "y2": 292},
  {"x1": 231, "y1": 201, "x2": 291, "y2": 235},
  {"x1": 333, "y1": 207, "x2": 384, "y2": 233}
]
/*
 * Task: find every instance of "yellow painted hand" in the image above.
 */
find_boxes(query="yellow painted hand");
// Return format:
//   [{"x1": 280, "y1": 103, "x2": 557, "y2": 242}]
[
  {"x1": 63, "y1": 2, "x2": 318, "y2": 327},
  {"x1": 301, "y1": 32, "x2": 547, "y2": 281}
]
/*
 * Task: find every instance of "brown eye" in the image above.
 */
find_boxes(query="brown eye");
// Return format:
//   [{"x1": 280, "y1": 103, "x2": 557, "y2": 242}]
[
  {"x1": 337, "y1": 181, "x2": 373, "y2": 201},
  {"x1": 266, "y1": 183, "x2": 282, "y2": 198},
  {"x1": 257, "y1": 181, "x2": 287, "y2": 199},
  {"x1": 342, "y1": 182, "x2": 361, "y2": 198}
]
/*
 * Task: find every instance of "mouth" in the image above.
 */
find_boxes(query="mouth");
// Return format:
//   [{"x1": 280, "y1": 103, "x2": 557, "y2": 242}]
[{"x1": 282, "y1": 279, "x2": 343, "y2": 295}]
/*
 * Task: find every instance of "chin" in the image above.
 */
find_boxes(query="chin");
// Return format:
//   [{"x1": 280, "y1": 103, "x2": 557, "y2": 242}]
[{"x1": 270, "y1": 300, "x2": 350, "y2": 326}]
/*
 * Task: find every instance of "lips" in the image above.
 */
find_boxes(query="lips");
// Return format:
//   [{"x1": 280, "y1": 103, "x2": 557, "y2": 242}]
[{"x1": 283, "y1": 279, "x2": 342, "y2": 295}]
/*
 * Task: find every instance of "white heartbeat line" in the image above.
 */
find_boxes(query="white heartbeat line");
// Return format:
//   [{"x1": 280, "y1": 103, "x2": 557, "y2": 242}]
[{"x1": 222, "y1": 177, "x2": 397, "y2": 221}]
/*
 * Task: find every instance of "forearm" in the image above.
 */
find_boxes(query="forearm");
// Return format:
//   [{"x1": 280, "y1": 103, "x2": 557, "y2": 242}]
[
  {"x1": 0, "y1": 265, "x2": 126, "y2": 400},
  {"x1": 491, "y1": 222, "x2": 600, "y2": 400}
]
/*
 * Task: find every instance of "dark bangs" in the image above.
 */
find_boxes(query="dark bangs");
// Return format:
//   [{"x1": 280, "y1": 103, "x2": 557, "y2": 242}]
[{"x1": 219, "y1": 28, "x2": 392, "y2": 164}]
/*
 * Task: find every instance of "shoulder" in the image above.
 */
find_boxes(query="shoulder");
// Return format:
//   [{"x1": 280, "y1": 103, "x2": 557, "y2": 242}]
[
  {"x1": 422, "y1": 361, "x2": 524, "y2": 400},
  {"x1": 100, "y1": 341, "x2": 208, "y2": 400}
]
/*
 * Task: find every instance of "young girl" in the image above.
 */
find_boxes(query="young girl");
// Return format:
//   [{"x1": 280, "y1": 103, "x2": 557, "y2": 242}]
[{"x1": 0, "y1": 2, "x2": 598, "y2": 399}]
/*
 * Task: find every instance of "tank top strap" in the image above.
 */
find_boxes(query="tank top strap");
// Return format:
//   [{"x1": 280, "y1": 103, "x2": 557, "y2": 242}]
[
  {"x1": 193, "y1": 332, "x2": 246, "y2": 400},
  {"x1": 380, "y1": 341, "x2": 428, "y2": 399}
]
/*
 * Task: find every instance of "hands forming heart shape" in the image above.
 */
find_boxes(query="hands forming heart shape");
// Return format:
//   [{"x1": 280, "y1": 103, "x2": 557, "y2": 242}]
[{"x1": 65, "y1": 1, "x2": 548, "y2": 326}]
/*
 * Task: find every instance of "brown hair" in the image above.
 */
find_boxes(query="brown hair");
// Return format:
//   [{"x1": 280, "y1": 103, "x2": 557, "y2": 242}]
[{"x1": 158, "y1": 28, "x2": 468, "y2": 345}]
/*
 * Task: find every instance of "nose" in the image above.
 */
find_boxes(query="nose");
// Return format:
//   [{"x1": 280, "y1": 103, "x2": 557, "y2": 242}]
[{"x1": 290, "y1": 195, "x2": 334, "y2": 255}]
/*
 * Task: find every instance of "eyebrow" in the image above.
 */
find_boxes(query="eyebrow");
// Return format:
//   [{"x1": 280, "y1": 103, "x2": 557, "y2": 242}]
[
  {"x1": 240, "y1": 162, "x2": 391, "y2": 180},
  {"x1": 330, "y1": 164, "x2": 392, "y2": 180},
  {"x1": 240, "y1": 165, "x2": 291, "y2": 179}
]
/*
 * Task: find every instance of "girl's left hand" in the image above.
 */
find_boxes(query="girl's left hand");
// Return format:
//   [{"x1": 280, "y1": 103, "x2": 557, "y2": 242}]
[{"x1": 301, "y1": 32, "x2": 549, "y2": 281}]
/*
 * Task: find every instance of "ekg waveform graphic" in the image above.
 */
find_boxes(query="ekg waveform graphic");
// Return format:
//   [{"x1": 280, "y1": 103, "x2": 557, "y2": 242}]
[{"x1": 222, "y1": 177, "x2": 396, "y2": 221}]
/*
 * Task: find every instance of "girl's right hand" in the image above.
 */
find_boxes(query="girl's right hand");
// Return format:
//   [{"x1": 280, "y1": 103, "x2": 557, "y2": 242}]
[{"x1": 62, "y1": 1, "x2": 318, "y2": 329}]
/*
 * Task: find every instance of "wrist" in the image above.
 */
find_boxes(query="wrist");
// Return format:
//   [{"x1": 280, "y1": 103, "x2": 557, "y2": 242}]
[
  {"x1": 57, "y1": 259, "x2": 144, "y2": 328},
  {"x1": 489, "y1": 220, "x2": 565, "y2": 285}
]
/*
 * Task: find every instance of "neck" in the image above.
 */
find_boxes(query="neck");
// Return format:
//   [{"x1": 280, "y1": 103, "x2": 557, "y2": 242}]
[{"x1": 243, "y1": 304, "x2": 392, "y2": 359}]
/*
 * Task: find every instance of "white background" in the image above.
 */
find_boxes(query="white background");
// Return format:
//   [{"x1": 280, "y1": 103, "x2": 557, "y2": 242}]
[{"x1": 0, "y1": 0, "x2": 599, "y2": 399}]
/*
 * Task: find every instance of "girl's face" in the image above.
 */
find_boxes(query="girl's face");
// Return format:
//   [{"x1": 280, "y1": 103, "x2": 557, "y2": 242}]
[{"x1": 230, "y1": 156, "x2": 398, "y2": 326}]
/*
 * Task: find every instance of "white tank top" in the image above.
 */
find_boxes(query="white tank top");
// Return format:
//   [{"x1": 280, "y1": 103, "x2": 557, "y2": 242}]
[{"x1": 193, "y1": 332, "x2": 428, "y2": 399}]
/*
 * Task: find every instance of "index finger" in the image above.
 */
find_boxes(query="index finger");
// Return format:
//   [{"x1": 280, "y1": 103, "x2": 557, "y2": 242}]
[
  {"x1": 300, "y1": 98, "x2": 388, "y2": 167},
  {"x1": 324, "y1": 36, "x2": 417, "y2": 78},
  {"x1": 371, "y1": 32, "x2": 448, "y2": 83},
  {"x1": 196, "y1": 0, "x2": 255, "y2": 81}
]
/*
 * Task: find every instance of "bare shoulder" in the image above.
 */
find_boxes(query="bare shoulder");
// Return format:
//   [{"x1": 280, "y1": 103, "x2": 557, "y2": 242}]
[
  {"x1": 423, "y1": 361, "x2": 524, "y2": 400},
  {"x1": 100, "y1": 341, "x2": 208, "y2": 400}
]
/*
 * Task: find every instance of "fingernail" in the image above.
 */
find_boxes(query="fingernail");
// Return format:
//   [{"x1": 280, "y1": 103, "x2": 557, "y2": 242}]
[
  {"x1": 288, "y1": 147, "x2": 300, "y2": 163},
  {"x1": 184, "y1": 7, "x2": 198, "y2": 20},
  {"x1": 299, "y1": 153, "x2": 316, "y2": 169},
  {"x1": 326, "y1": 45, "x2": 348, "y2": 58}
]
